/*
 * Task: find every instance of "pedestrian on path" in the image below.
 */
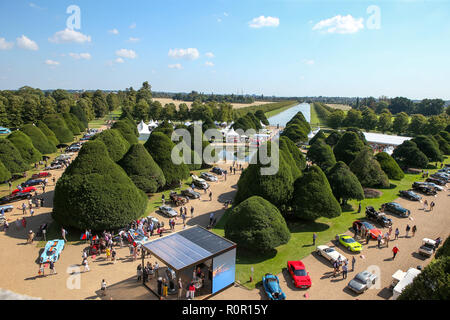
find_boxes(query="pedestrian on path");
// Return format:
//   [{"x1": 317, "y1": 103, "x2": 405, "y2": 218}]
[
  {"x1": 405, "y1": 225, "x2": 410, "y2": 238},
  {"x1": 351, "y1": 256, "x2": 356, "y2": 272},
  {"x1": 209, "y1": 191, "x2": 212, "y2": 201},
  {"x1": 313, "y1": 233, "x2": 317, "y2": 246},
  {"x1": 101, "y1": 279, "x2": 107, "y2": 296},
  {"x1": 392, "y1": 246, "x2": 399, "y2": 260},
  {"x1": 190, "y1": 206, "x2": 194, "y2": 218},
  {"x1": 49, "y1": 261, "x2": 56, "y2": 275},
  {"x1": 395, "y1": 228, "x2": 400, "y2": 240},
  {"x1": 342, "y1": 264, "x2": 348, "y2": 279},
  {"x1": 412, "y1": 225, "x2": 417, "y2": 237},
  {"x1": 137, "y1": 265, "x2": 142, "y2": 282},
  {"x1": 82, "y1": 258, "x2": 90, "y2": 272},
  {"x1": 423, "y1": 199, "x2": 428, "y2": 210},
  {"x1": 366, "y1": 233, "x2": 371, "y2": 244},
  {"x1": 22, "y1": 203, "x2": 27, "y2": 215},
  {"x1": 377, "y1": 234, "x2": 382, "y2": 248},
  {"x1": 430, "y1": 201, "x2": 435, "y2": 211},
  {"x1": 385, "y1": 232, "x2": 390, "y2": 247}
]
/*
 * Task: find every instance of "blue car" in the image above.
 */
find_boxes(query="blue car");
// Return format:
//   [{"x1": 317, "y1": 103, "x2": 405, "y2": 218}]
[
  {"x1": 40, "y1": 240, "x2": 65, "y2": 264},
  {"x1": 0, "y1": 205, "x2": 14, "y2": 213},
  {"x1": 262, "y1": 273, "x2": 286, "y2": 300},
  {"x1": 127, "y1": 229, "x2": 148, "y2": 247}
]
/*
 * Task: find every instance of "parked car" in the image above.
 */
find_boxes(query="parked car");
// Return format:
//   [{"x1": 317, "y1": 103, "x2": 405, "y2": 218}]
[
  {"x1": 339, "y1": 234, "x2": 362, "y2": 253},
  {"x1": 381, "y1": 202, "x2": 411, "y2": 218},
  {"x1": 262, "y1": 273, "x2": 286, "y2": 300},
  {"x1": 399, "y1": 190, "x2": 422, "y2": 201},
  {"x1": 31, "y1": 172, "x2": 52, "y2": 179},
  {"x1": 412, "y1": 183, "x2": 437, "y2": 195},
  {"x1": 200, "y1": 172, "x2": 218, "y2": 182},
  {"x1": 127, "y1": 229, "x2": 148, "y2": 247},
  {"x1": 0, "y1": 192, "x2": 33, "y2": 205},
  {"x1": 426, "y1": 177, "x2": 446, "y2": 186},
  {"x1": 40, "y1": 240, "x2": 65, "y2": 263},
  {"x1": 316, "y1": 245, "x2": 348, "y2": 264},
  {"x1": 347, "y1": 271, "x2": 378, "y2": 294},
  {"x1": 21, "y1": 179, "x2": 45, "y2": 188},
  {"x1": 211, "y1": 167, "x2": 227, "y2": 175},
  {"x1": 157, "y1": 206, "x2": 178, "y2": 218},
  {"x1": 45, "y1": 163, "x2": 63, "y2": 170},
  {"x1": 431, "y1": 172, "x2": 449, "y2": 182},
  {"x1": 287, "y1": 261, "x2": 311, "y2": 289},
  {"x1": 12, "y1": 186, "x2": 36, "y2": 195},
  {"x1": 421, "y1": 182, "x2": 444, "y2": 191},
  {"x1": 191, "y1": 175, "x2": 209, "y2": 190},
  {"x1": 169, "y1": 191, "x2": 189, "y2": 206},
  {"x1": 0, "y1": 204, "x2": 14, "y2": 213},
  {"x1": 418, "y1": 238, "x2": 436, "y2": 257},
  {"x1": 66, "y1": 144, "x2": 81, "y2": 152},
  {"x1": 365, "y1": 206, "x2": 392, "y2": 227},
  {"x1": 181, "y1": 188, "x2": 201, "y2": 199},
  {"x1": 56, "y1": 154, "x2": 72, "y2": 161},
  {"x1": 352, "y1": 221, "x2": 382, "y2": 240}
]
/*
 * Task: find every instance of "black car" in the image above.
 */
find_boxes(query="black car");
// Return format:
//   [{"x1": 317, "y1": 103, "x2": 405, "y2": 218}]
[
  {"x1": 0, "y1": 192, "x2": 33, "y2": 205},
  {"x1": 211, "y1": 167, "x2": 227, "y2": 175},
  {"x1": 21, "y1": 179, "x2": 45, "y2": 188},
  {"x1": 181, "y1": 188, "x2": 201, "y2": 199},
  {"x1": 431, "y1": 173, "x2": 449, "y2": 182},
  {"x1": 381, "y1": 202, "x2": 411, "y2": 218},
  {"x1": 412, "y1": 183, "x2": 437, "y2": 195},
  {"x1": 365, "y1": 206, "x2": 392, "y2": 227},
  {"x1": 426, "y1": 177, "x2": 446, "y2": 186},
  {"x1": 399, "y1": 190, "x2": 422, "y2": 201}
]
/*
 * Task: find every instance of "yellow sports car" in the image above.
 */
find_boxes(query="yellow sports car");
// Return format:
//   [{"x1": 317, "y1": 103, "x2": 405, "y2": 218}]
[{"x1": 339, "y1": 234, "x2": 362, "y2": 252}]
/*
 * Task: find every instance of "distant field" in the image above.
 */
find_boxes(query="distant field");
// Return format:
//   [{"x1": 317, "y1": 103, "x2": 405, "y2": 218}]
[
  {"x1": 325, "y1": 103, "x2": 352, "y2": 111},
  {"x1": 152, "y1": 98, "x2": 272, "y2": 110}
]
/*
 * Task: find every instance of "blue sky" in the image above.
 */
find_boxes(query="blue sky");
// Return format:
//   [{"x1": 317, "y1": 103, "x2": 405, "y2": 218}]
[{"x1": 0, "y1": 0, "x2": 449, "y2": 99}]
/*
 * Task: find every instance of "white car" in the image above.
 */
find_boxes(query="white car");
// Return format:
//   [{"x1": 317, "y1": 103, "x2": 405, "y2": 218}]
[
  {"x1": 316, "y1": 245, "x2": 348, "y2": 264},
  {"x1": 419, "y1": 238, "x2": 436, "y2": 257},
  {"x1": 200, "y1": 172, "x2": 218, "y2": 182}
]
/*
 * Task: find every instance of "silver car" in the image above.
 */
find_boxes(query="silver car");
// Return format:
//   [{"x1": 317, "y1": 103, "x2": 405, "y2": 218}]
[
  {"x1": 200, "y1": 172, "x2": 218, "y2": 182},
  {"x1": 157, "y1": 206, "x2": 178, "y2": 218},
  {"x1": 348, "y1": 271, "x2": 378, "y2": 294}
]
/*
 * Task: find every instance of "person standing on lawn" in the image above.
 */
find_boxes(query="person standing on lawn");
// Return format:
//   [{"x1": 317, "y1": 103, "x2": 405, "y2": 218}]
[{"x1": 313, "y1": 233, "x2": 317, "y2": 245}]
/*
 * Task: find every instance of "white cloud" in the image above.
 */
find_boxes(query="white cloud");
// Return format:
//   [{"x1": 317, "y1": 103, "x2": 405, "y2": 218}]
[
  {"x1": 128, "y1": 37, "x2": 140, "y2": 43},
  {"x1": 45, "y1": 59, "x2": 60, "y2": 66},
  {"x1": 168, "y1": 63, "x2": 183, "y2": 70},
  {"x1": 29, "y1": 3, "x2": 41, "y2": 9},
  {"x1": 0, "y1": 38, "x2": 14, "y2": 50},
  {"x1": 115, "y1": 49, "x2": 137, "y2": 59},
  {"x1": 224, "y1": 12, "x2": 229, "y2": 17},
  {"x1": 205, "y1": 61, "x2": 214, "y2": 67},
  {"x1": 217, "y1": 18, "x2": 222, "y2": 23},
  {"x1": 108, "y1": 29, "x2": 119, "y2": 35},
  {"x1": 168, "y1": 48, "x2": 200, "y2": 60},
  {"x1": 248, "y1": 16, "x2": 280, "y2": 28},
  {"x1": 115, "y1": 58, "x2": 125, "y2": 63},
  {"x1": 312, "y1": 15, "x2": 364, "y2": 34},
  {"x1": 69, "y1": 52, "x2": 91, "y2": 60},
  {"x1": 16, "y1": 35, "x2": 39, "y2": 51},
  {"x1": 49, "y1": 28, "x2": 92, "y2": 44},
  {"x1": 303, "y1": 59, "x2": 315, "y2": 65},
  {"x1": 129, "y1": 23, "x2": 136, "y2": 29},
  {"x1": 205, "y1": 52, "x2": 215, "y2": 58}
]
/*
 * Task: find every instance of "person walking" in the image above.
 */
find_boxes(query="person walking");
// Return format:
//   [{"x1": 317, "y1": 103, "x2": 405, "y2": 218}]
[
  {"x1": 395, "y1": 228, "x2": 400, "y2": 240},
  {"x1": 333, "y1": 260, "x2": 338, "y2": 277},
  {"x1": 188, "y1": 282, "x2": 195, "y2": 300},
  {"x1": 342, "y1": 264, "x2": 348, "y2": 279},
  {"x1": 366, "y1": 232, "x2": 371, "y2": 245},
  {"x1": 313, "y1": 233, "x2": 317, "y2": 246},
  {"x1": 412, "y1": 225, "x2": 417, "y2": 237},
  {"x1": 385, "y1": 232, "x2": 390, "y2": 248},
  {"x1": 49, "y1": 261, "x2": 56, "y2": 275},
  {"x1": 209, "y1": 191, "x2": 212, "y2": 201},
  {"x1": 405, "y1": 225, "x2": 411, "y2": 238},
  {"x1": 190, "y1": 206, "x2": 194, "y2": 218},
  {"x1": 22, "y1": 203, "x2": 27, "y2": 215},
  {"x1": 162, "y1": 278, "x2": 168, "y2": 297},
  {"x1": 377, "y1": 234, "x2": 382, "y2": 248},
  {"x1": 111, "y1": 248, "x2": 117, "y2": 263},
  {"x1": 392, "y1": 246, "x2": 399, "y2": 260},
  {"x1": 430, "y1": 201, "x2": 435, "y2": 211},
  {"x1": 209, "y1": 213, "x2": 214, "y2": 226},
  {"x1": 61, "y1": 227, "x2": 68, "y2": 242},
  {"x1": 351, "y1": 256, "x2": 356, "y2": 272},
  {"x1": 178, "y1": 278, "x2": 183, "y2": 300},
  {"x1": 154, "y1": 262, "x2": 159, "y2": 278},
  {"x1": 423, "y1": 199, "x2": 428, "y2": 210},
  {"x1": 82, "y1": 257, "x2": 90, "y2": 272},
  {"x1": 101, "y1": 279, "x2": 107, "y2": 296}
]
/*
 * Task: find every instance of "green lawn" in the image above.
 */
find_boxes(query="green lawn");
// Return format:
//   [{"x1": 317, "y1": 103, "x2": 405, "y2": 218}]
[
  {"x1": 212, "y1": 161, "x2": 447, "y2": 289},
  {"x1": 88, "y1": 109, "x2": 123, "y2": 128}
]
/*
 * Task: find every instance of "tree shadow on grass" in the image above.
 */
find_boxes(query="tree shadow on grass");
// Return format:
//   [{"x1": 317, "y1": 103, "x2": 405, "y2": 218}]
[
  {"x1": 236, "y1": 247, "x2": 277, "y2": 265},
  {"x1": 341, "y1": 203, "x2": 356, "y2": 213},
  {"x1": 287, "y1": 221, "x2": 330, "y2": 234}
]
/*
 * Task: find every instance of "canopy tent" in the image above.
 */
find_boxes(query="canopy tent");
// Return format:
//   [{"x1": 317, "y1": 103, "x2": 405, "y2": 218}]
[
  {"x1": 137, "y1": 120, "x2": 151, "y2": 134},
  {"x1": 226, "y1": 128, "x2": 240, "y2": 143},
  {"x1": 363, "y1": 132, "x2": 412, "y2": 146},
  {"x1": 141, "y1": 225, "x2": 236, "y2": 298},
  {"x1": 147, "y1": 120, "x2": 158, "y2": 128}
]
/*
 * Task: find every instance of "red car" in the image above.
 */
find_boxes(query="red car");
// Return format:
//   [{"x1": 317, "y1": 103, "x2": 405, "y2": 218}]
[
  {"x1": 353, "y1": 220, "x2": 382, "y2": 239},
  {"x1": 12, "y1": 186, "x2": 36, "y2": 195},
  {"x1": 287, "y1": 261, "x2": 311, "y2": 289},
  {"x1": 31, "y1": 172, "x2": 52, "y2": 179}
]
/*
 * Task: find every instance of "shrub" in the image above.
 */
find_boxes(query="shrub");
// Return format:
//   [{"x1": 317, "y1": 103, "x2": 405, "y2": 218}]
[
  {"x1": 118, "y1": 144, "x2": 166, "y2": 193},
  {"x1": 292, "y1": 165, "x2": 341, "y2": 221},
  {"x1": 53, "y1": 140, "x2": 148, "y2": 230},
  {"x1": 363, "y1": 188, "x2": 382, "y2": 199},
  {"x1": 333, "y1": 131, "x2": 365, "y2": 165},
  {"x1": 0, "y1": 139, "x2": 29, "y2": 174},
  {"x1": 224, "y1": 196, "x2": 291, "y2": 253},
  {"x1": 307, "y1": 139, "x2": 336, "y2": 172},
  {"x1": 375, "y1": 152, "x2": 405, "y2": 180},
  {"x1": 70, "y1": 104, "x2": 88, "y2": 129},
  {"x1": 412, "y1": 135, "x2": 443, "y2": 162},
  {"x1": 325, "y1": 130, "x2": 342, "y2": 147},
  {"x1": 309, "y1": 130, "x2": 326, "y2": 146},
  {"x1": 20, "y1": 124, "x2": 57, "y2": 154},
  {"x1": 144, "y1": 132, "x2": 190, "y2": 186},
  {"x1": 433, "y1": 134, "x2": 450, "y2": 155},
  {"x1": 36, "y1": 120, "x2": 59, "y2": 146},
  {"x1": 392, "y1": 140, "x2": 429, "y2": 169},
  {"x1": 62, "y1": 112, "x2": 81, "y2": 135},
  {"x1": 350, "y1": 147, "x2": 389, "y2": 188},
  {"x1": 112, "y1": 120, "x2": 139, "y2": 145},
  {"x1": 0, "y1": 160, "x2": 11, "y2": 182},
  {"x1": 92, "y1": 129, "x2": 130, "y2": 162},
  {"x1": 7, "y1": 131, "x2": 42, "y2": 164},
  {"x1": 42, "y1": 114, "x2": 74, "y2": 143},
  {"x1": 435, "y1": 236, "x2": 450, "y2": 259}
]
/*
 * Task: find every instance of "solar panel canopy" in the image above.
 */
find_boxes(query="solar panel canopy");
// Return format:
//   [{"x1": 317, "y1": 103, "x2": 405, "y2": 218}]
[{"x1": 142, "y1": 226, "x2": 235, "y2": 271}]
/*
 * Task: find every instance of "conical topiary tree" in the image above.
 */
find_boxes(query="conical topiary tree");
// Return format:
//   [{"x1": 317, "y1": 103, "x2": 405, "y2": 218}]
[
  {"x1": 62, "y1": 112, "x2": 81, "y2": 135},
  {"x1": 255, "y1": 110, "x2": 269, "y2": 126},
  {"x1": 7, "y1": 131, "x2": 42, "y2": 164},
  {"x1": 20, "y1": 124, "x2": 57, "y2": 154},
  {"x1": 279, "y1": 136, "x2": 306, "y2": 171},
  {"x1": 292, "y1": 165, "x2": 341, "y2": 221},
  {"x1": 412, "y1": 135, "x2": 443, "y2": 162},
  {"x1": 307, "y1": 139, "x2": 336, "y2": 172},
  {"x1": 224, "y1": 196, "x2": 291, "y2": 253},
  {"x1": 433, "y1": 134, "x2": 450, "y2": 155},
  {"x1": 333, "y1": 131, "x2": 365, "y2": 165},
  {"x1": 350, "y1": 147, "x2": 389, "y2": 188},
  {"x1": 118, "y1": 144, "x2": 166, "y2": 193},
  {"x1": 309, "y1": 130, "x2": 326, "y2": 146},
  {"x1": 144, "y1": 132, "x2": 190, "y2": 186},
  {"x1": 42, "y1": 114, "x2": 74, "y2": 143},
  {"x1": 279, "y1": 137, "x2": 302, "y2": 180},
  {"x1": 69, "y1": 112, "x2": 85, "y2": 133},
  {"x1": 112, "y1": 119, "x2": 139, "y2": 145},
  {"x1": 0, "y1": 139, "x2": 29, "y2": 174},
  {"x1": 325, "y1": 130, "x2": 342, "y2": 147},
  {"x1": 374, "y1": 152, "x2": 405, "y2": 180},
  {"x1": 70, "y1": 104, "x2": 88, "y2": 129},
  {"x1": 92, "y1": 129, "x2": 130, "y2": 162},
  {"x1": 327, "y1": 161, "x2": 364, "y2": 205},
  {"x1": 53, "y1": 140, "x2": 148, "y2": 230},
  {"x1": 36, "y1": 120, "x2": 59, "y2": 146},
  {"x1": 0, "y1": 160, "x2": 12, "y2": 182}
]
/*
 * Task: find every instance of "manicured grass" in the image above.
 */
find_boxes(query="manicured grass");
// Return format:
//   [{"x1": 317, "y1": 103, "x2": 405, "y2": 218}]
[
  {"x1": 212, "y1": 160, "x2": 448, "y2": 289},
  {"x1": 87, "y1": 109, "x2": 123, "y2": 128}
]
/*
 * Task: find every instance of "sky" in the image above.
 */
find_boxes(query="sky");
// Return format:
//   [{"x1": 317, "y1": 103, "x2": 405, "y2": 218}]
[{"x1": 0, "y1": 0, "x2": 449, "y2": 99}]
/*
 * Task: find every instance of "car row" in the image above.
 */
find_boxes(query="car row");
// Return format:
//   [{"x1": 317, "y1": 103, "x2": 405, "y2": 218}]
[
  {"x1": 21, "y1": 179, "x2": 45, "y2": 188},
  {"x1": 381, "y1": 202, "x2": 410, "y2": 218},
  {"x1": 365, "y1": 206, "x2": 392, "y2": 227},
  {"x1": 399, "y1": 190, "x2": 422, "y2": 201},
  {"x1": 0, "y1": 191, "x2": 33, "y2": 205}
]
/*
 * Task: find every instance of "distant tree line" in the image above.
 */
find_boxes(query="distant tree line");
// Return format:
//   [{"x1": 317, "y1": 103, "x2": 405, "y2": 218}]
[{"x1": 170, "y1": 91, "x2": 254, "y2": 104}]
